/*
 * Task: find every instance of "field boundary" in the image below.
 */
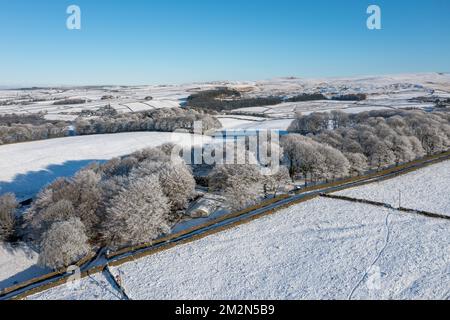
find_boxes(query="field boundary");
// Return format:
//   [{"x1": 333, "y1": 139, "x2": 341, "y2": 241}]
[{"x1": 321, "y1": 194, "x2": 450, "y2": 220}]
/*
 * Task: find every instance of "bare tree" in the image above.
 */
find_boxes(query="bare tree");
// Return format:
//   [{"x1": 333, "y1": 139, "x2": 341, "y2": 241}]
[{"x1": 0, "y1": 193, "x2": 18, "y2": 242}]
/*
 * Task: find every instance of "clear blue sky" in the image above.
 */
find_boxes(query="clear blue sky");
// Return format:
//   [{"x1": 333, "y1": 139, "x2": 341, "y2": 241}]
[{"x1": 1, "y1": 0, "x2": 449, "y2": 86}]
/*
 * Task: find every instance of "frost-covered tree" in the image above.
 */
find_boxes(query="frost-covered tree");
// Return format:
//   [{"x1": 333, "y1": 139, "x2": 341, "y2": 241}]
[
  {"x1": 316, "y1": 144, "x2": 350, "y2": 181},
  {"x1": 27, "y1": 199, "x2": 76, "y2": 241},
  {"x1": 70, "y1": 170, "x2": 102, "y2": 234},
  {"x1": 263, "y1": 165, "x2": 291, "y2": 197},
  {"x1": 25, "y1": 169, "x2": 102, "y2": 241},
  {"x1": 281, "y1": 134, "x2": 323, "y2": 184},
  {"x1": 408, "y1": 136, "x2": 426, "y2": 158},
  {"x1": 208, "y1": 151, "x2": 266, "y2": 210},
  {"x1": 367, "y1": 138, "x2": 396, "y2": 169},
  {"x1": 130, "y1": 147, "x2": 169, "y2": 163},
  {"x1": 38, "y1": 218, "x2": 90, "y2": 270},
  {"x1": 387, "y1": 134, "x2": 416, "y2": 165},
  {"x1": 208, "y1": 163, "x2": 263, "y2": 192},
  {"x1": 314, "y1": 130, "x2": 345, "y2": 151},
  {"x1": 131, "y1": 159, "x2": 196, "y2": 211},
  {"x1": 0, "y1": 193, "x2": 18, "y2": 242},
  {"x1": 102, "y1": 175, "x2": 171, "y2": 248},
  {"x1": 101, "y1": 156, "x2": 139, "y2": 177},
  {"x1": 288, "y1": 112, "x2": 330, "y2": 135},
  {"x1": 330, "y1": 110, "x2": 350, "y2": 129},
  {"x1": 344, "y1": 152, "x2": 368, "y2": 176},
  {"x1": 223, "y1": 176, "x2": 261, "y2": 211}
]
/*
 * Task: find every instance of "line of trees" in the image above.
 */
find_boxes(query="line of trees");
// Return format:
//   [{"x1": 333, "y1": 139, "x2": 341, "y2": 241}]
[
  {"x1": 186, "y1": 88, "x2": 283, "y2": 112},
  {"x1": 186, "y1": 88, "x2": 367, "y2": 113},
  {"x1": 281, "y1": 134, "x2": 351, "y2": 184},
  {"x1": 74, "y1": 108, "x2": 221, "y2": 135},
  {"x1": 0, "y1": 108, "x2": 222, "y2": 145},
  {"x1": 0, "y1": 113, "x2": 70, "y2": 145},
  {"x1": 285, "y1": 109, "x2": 450, "y2": 181},
  {"x1": 287, "y1": 93, "x2": 366, "y2": 102}
]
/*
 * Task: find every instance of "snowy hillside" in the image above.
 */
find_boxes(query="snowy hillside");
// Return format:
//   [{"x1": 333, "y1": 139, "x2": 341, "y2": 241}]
[
  {"x1": 0, "y1": 132, "x2": 210, "y2": 200},
  {"x1": 28, "y1": 197, "x2": 450, "y2": 300},
  {"x1": 335, "y1": 160, "x2": 450, "y2": 216}
]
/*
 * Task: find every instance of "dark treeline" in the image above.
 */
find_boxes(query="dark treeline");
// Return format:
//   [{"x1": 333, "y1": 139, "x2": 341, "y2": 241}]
[
  {"x1": 330, "y1": 93, "x2": 367, "y2": 101},
  {"x1": 186, "y1": 88, "x2": 283, "y2": 112},
  {"x1": 53, "y1": 98, "x2": 87, "y2": 105},
  {"x1": 187, "y1": 88, "x2": 366, "y2": 112}
]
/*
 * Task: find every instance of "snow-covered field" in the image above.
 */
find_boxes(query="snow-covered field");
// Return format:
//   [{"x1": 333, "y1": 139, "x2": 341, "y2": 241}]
[
  {"x1": 217, "y1": 116, "x2": 293, "y2": 131},
  {"x1": 229, "y1": 100, "x2": 392, "y2": 119},
  {"x1": 29, "y1": 197, "x2": 450, "y2": 300},
  {"x1": 335, "y1": 160, "x2": 450, "y2": 216},
  {"x1": 0, "y1": 132, "x2": 211, "y2": 200},
  {"x1": 0, "y1": 243, "x2": 48, "y2": 289},
  {"x1": 0, "y1": 85, "x2": 190, "y2": 118},
  {"x1": 29, "y1": 272, "x2": 121, "y2": 300}
]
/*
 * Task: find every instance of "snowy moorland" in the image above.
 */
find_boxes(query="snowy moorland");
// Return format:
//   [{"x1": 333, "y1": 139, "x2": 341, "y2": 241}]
[
  {"x1": 335, "y1": 160, "x2": 450, "y2": 216},
  {"x1": 28, "y1": 197, "x2": 450, "y2": 300},
  {"x1": 1, "y1": 73, "x2": 449, "y2": 121},
  {"x1": 0, "y1": 132, "x2": 210, "y2": 200}
]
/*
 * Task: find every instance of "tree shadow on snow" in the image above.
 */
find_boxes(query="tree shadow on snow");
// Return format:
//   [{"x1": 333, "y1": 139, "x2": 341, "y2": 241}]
[
  {"x1": 0, "y1": 159, "x2": 106, "y2": 201},
  {"x1": 0, "y1": 243, "x2": 51, "y2": 290}
]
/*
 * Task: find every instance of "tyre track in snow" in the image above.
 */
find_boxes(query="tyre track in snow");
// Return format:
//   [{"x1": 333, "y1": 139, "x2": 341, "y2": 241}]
[{"x1": 347, "y1": 210, "x2": 392, "y2": 300}]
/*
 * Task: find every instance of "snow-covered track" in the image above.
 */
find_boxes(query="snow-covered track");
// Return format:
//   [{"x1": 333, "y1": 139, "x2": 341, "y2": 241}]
[{"x1": 2, "y1": 150, "x2": 450, "y2": 300}]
